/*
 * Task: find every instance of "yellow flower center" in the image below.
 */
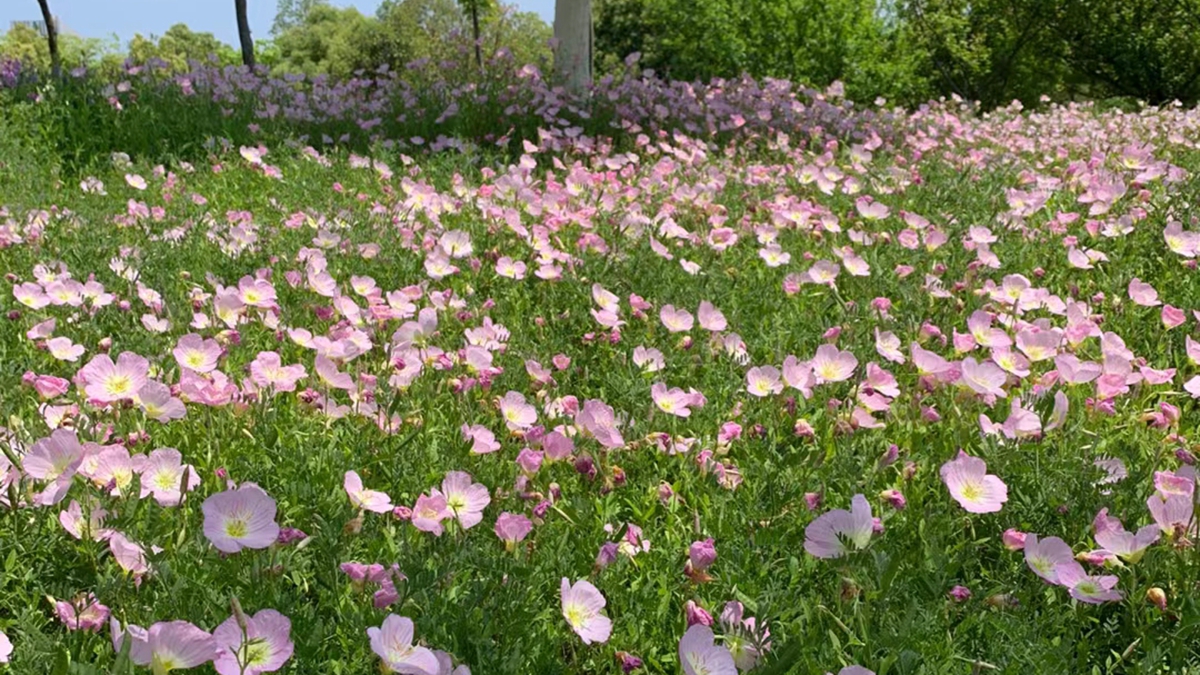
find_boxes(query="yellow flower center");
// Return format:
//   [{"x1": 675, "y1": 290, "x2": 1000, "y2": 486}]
[
  {"x1": 960, "y1": 482, "x2": 983, "y2": 502},
  {"x1": 225, "y1": 518, "x2": 249, "y2": 539},
  {"x1": 154, "y1": 471, "x2": 177, "y2": 490},
  {"x1": 105, "y1": 375, "x2": 132, "y2": 396},
  {"x1": 243, "y1": 640, "x2": 270, "y2": 665},
  {"x1": 565, "y1": 603, "x2": 587, "y2": 629}
]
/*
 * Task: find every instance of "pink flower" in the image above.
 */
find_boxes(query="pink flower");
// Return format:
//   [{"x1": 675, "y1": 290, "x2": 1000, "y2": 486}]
[
  {"x1": 745, "y1": 366, "x2": 783, "y2": 397},
  {"x1": 811, "y1": 344, "x2": 857, "y2": 384},
  {"x1": 46, "y1": 336, "x2": 85, "y2": 362},
  {"x1": 13, "y1": 281, "x2": 50, "y2": 309},
  {"x1": 86, "y1": 445, "x2": 145, "y2": 497},
  {"x1": 367, "y1": 615, "x2": 439, "y2": 675},
  {"x1": 912, "y1": 343, "x2": 952, "y2": 377},
  {"x1": 79, "y1": 352, "x2": 149, "y2": 403},
  {"x1": 1164, "y1": 221, "x2": 1200, "y2": 257},
  {"x1": 1093, "y1": 508, "x2": 1159, "y2": 563},
  {"x1": 412, "y1": 493, "x2": 451, "y2": 536},
  {"x1": 202, "y1": 484, "x2": 281, "y2": 553},
  {"x1": 1162, "y1": 305, "x2": 1187, "y2": 329},
  {"x1": 633, "y1": 346, "x2": 665, "y2": 372},
  {"x1": 108, "y1": 532, "x2": 150, "y2": 576},
  {"x1": 212, "y1": 609, "x2": 294, "y2": 675},
  {"x1": 1003, "y1": 528, "x2": 1032, "y2": 550},
  {"x1": 959, "y1": 357, "x2": 1007, "y2": 397},
  {"x1": 344, "y1": 470, "x2": 393, "y2": 513},
  {"x1": 782, "y1": 356, "x2": 815, "y2": 398},
  {"x1": 55, "y1": 593, "x2": 110, "y2": 632},
  {"x1": 59, "y1": 498, "x2": 113, "y2": 541},
  {"x1": 1055, "y1": 563, "x2": 1122, "y2": 604},
  {"x1": 315, "y1": 355, "x2": 354, "y2": 391},
  {"x1": 543, "y1": 431, "x2": 575, "y2": 461},
  {"x1": 685, "y1": 599, "x2": 712, "y2": 626},
  {"x1": 652, "y1": 382, "x2": 694, "y2": 416},
  {"x1": 697, "y1": 301, "x2": 727, "y2": 332},
  {"x1": 855, "y1": 195, "x2": 890, "y2": 220},
  {"x1": 806, "y1": 260, "x2": 840, "y2": 285},
  {"x1": 0, "y1": 630, "x2": 9, "y2": 663},
  {"x1": 1147, "y1": 492, "x2": 1194, "y2": 536},
  {"x1": 1054, "y1": 354, "x2": 1101, "y2": 384},
  {"x1": 23, "y1": 428, "x2": 83, "y2": 482},
  {"x1": 496, "y1": 256, "x2": 527, "y2": 279},
  {"x1": 804, "y1": 494, "x2": 873, "y2": 558},
  {"x1": 238, "y1": 276, "x2": 278, "y2": 308},
  {"x1": 461, "y1": 424, "x2": 500, "y2": 454},
  {"x1": 1128, "y1": 278, "x2": 1160, "y2": 306},
  {"x1": 1014, "y1": 328, "x2": 1060, "y2": 363},
  {"x1": 249, "y1": 352, "x2": 307, "y2": 392},
  {"x1": 576, "y1": 399, "x2": 625, "y2": 449},
  {"x1": 173, "y1": 334, "x2": 222, "y2": 373},
  {"x1": 179, "y1": 369, "x2": 238, "y2": 407},
  {"x1": 136, "y1": 381, "x2": 187, "y2": 422},
  {"x1": 718, "y1": 601, "x2": 770, "y2": 670},
  {"x1": 1154, "y1": 470, "x2": 1193, "y2": 498},
  {"x1": 27, "y1": 373, "x2": 70, "y2": 399},
  {"x1": 688, "y1": 538, "x2": 717, "y2": 572},
  {"x1": 940, "y1": 451, "x2": 1007, "y2": 513},
  {"x1": 111, "y1": 618, "x2": 151, "y2": 665},
  {"x1": 660, "y1": 305, "x2": 694, "y2": 332},
  {"x1": 438, "y1": 471, "x2": 490, "y2": 529},
  {"x1": 145, "y1": 621, "x2": 216, "y2": 672},
  {"x1": 561, "y1": 578, "x2": 612, "y2": 644},
  {"x1": 140, "y1": 448, "x2": 199, "y2": 506},
  {"x1": 678, "y1": 624, "x2": 736, "y2": 675},
  {"x1": 499, "y1": 391, "x2": 537, "y2": 430},
  {"x1": 494, "y1": 512, "x2": 533, "y2": 549},
  {"x1": 1024, "y1": 534, "x2": 1075, "y2": 584},
  {"x1": 1185, "y1": 376, "x2": 1200, "y2": 400}
]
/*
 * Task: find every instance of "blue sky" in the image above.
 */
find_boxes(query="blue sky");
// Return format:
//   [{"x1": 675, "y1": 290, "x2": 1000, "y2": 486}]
[{"x1": 2, "y1": 0, "x2": 556, "y2": 45}]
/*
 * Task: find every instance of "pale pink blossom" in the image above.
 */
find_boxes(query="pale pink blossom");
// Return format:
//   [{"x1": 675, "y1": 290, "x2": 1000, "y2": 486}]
[
  {"x1": 561, "y1": 578, "x2": 612, "y2": 644},
  {"x1": 940, "y1": 451, "x2": 1007, "y2": 513},
  {"x1": 344, "y1": 470, "x2": 393, "y2": 513}
]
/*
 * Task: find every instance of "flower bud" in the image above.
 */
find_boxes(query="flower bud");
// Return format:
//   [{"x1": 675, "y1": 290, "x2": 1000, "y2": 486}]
[
  {"x1": 1002, "y1": 529, "x2": 1027, "y2": 551},
  {"x1": 1147, "y1": 587, "x2": 1167, "y2": 611},
  {"x1": 684, "y1": 600, "x2": 712, "y2": 627}
]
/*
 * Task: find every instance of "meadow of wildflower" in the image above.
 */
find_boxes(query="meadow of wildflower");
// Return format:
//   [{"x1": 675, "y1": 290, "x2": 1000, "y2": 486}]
[{"x1": 3, "y1": 62, "x2": 1200, "y2": 675}]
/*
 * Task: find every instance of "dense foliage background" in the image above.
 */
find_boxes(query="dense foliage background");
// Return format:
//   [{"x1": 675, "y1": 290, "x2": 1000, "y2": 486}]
[{"x1": 7, "y1": 0, "x2": 1200, "y2": 108}]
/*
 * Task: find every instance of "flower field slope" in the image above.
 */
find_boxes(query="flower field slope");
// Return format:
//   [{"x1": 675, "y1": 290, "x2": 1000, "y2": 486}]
[{"x1": 3, "y1": 93, "x2": 1200, "y2": 674}]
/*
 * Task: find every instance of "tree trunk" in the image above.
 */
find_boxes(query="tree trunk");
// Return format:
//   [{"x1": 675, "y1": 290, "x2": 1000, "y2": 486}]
[
  {"x1": 36, "y1": 0, "x2": 60, "y2": 78},
  {"x1": 553, "y1": 0, "x2": 592, "y2": 93},
  {"x1": 472, "y1": 3, "x2": 482, "y2": 67},
  {"x1": 235, "y1": 0, "x2": 256, "y2": 67}
]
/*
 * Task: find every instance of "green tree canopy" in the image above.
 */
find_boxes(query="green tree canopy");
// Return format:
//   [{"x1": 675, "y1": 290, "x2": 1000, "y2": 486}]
[{"x1": 126, "y1": 23, "x2": 239, "y2": 71}]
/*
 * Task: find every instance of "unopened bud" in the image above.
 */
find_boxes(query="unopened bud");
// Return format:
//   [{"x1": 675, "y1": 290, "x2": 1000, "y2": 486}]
[{"x1": 1147, "y1": 587, "x2": 1167, "y2": 611}]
